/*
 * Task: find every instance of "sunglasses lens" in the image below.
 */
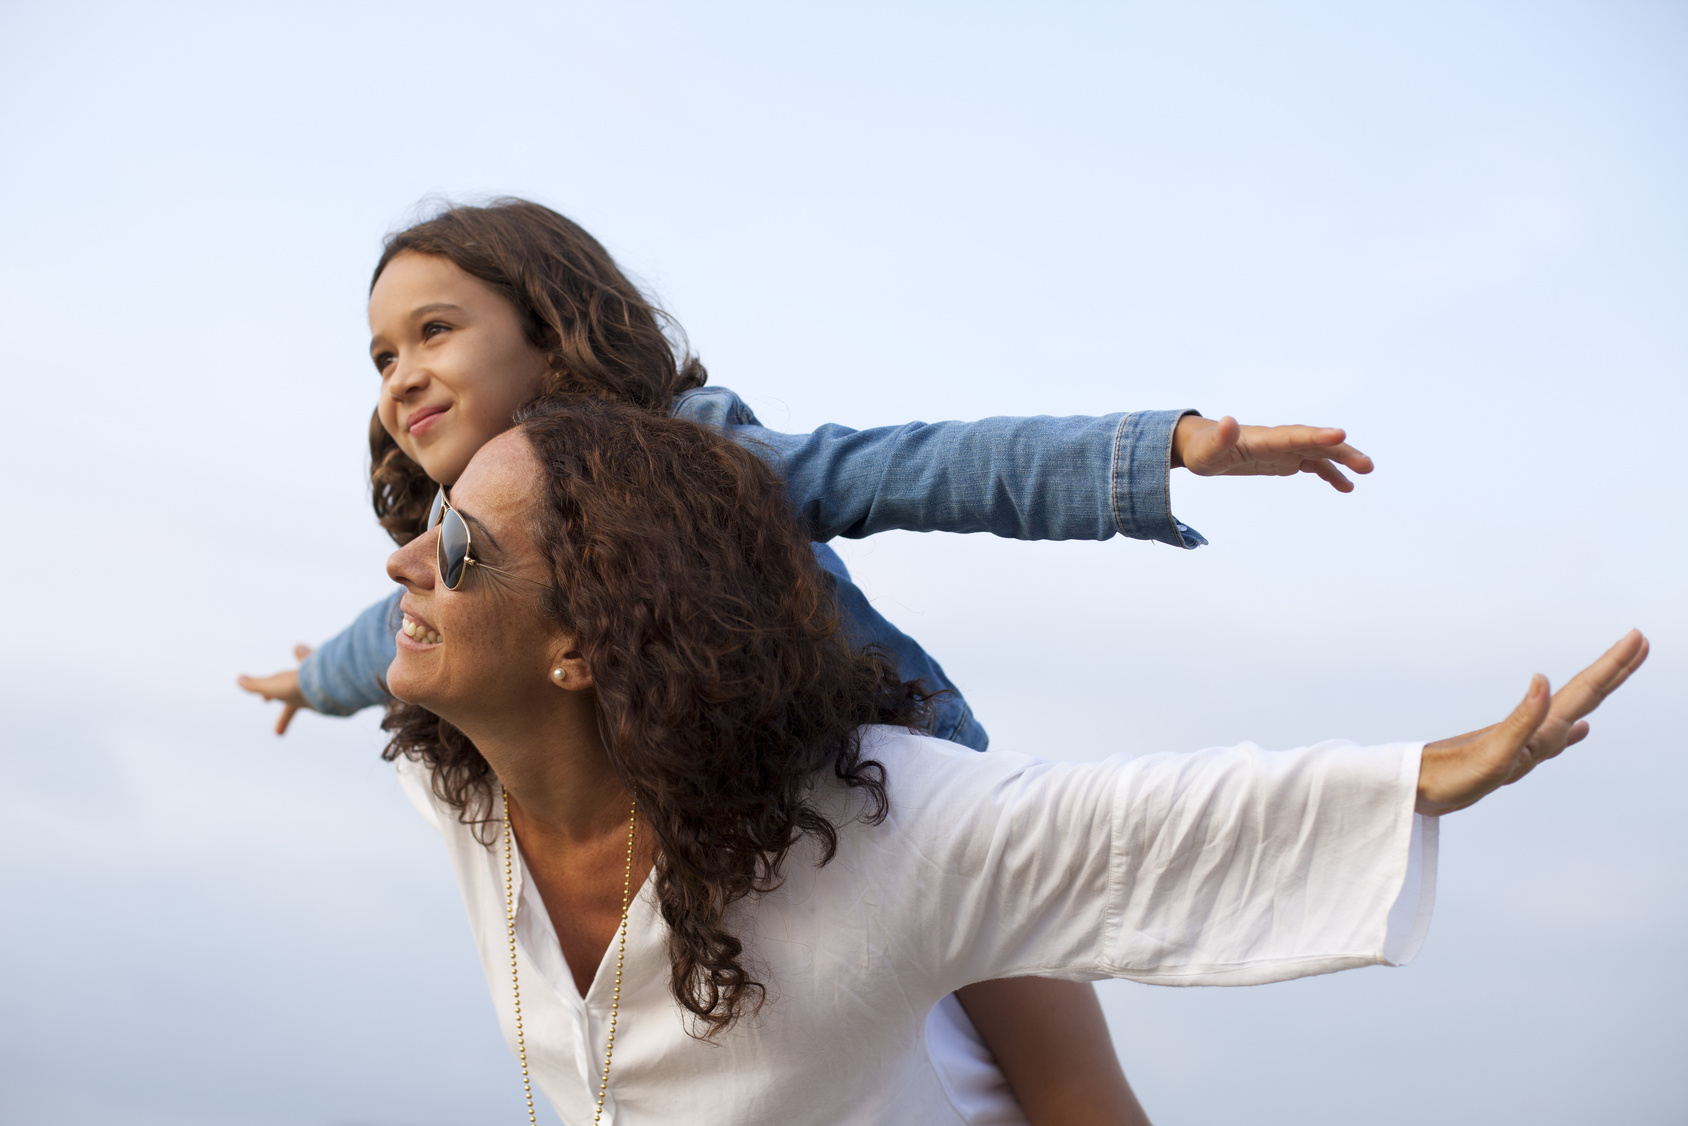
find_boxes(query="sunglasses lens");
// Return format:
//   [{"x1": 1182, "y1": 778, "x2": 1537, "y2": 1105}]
[
  {"x1": 427, "y1": 488, "x2": 447, "y2": 529},
  {"x1": 437, "y1": 507, "x2": 471, "y2": 589}
]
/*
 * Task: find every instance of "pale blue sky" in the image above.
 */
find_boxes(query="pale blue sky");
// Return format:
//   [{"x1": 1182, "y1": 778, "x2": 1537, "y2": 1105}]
[{"x1": 2, "y1": 3, "x2": 1684, "y2": 1124}]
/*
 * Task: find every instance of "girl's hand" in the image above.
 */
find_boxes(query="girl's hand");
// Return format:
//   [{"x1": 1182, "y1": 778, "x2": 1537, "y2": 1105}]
[
  {"x1": 1172, "y1": 414, "x2": 1374, "y2": 492},
  {"x1": 1416, "y1": 630, "x2": 1649, "y2": 816},
  {"x1": 237, "y1": 644, "x2": 317, "y2": 735}
]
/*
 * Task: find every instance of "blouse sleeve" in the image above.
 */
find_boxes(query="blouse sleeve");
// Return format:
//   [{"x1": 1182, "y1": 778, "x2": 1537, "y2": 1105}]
[
  {"x1": 393, "y1": 755, "x2": 446, "y2": 836},
  {"x1": 852, "y1": 731, "x2": 1435, "y2": 997}
]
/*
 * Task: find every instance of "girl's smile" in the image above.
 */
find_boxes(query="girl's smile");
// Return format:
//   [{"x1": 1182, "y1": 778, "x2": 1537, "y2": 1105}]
[{"x1": 406, "y1": 403, "x2": 451, "y2": 438}]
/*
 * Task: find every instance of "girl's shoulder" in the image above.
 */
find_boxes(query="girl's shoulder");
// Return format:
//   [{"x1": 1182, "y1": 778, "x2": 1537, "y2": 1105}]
[{"x1": 672, "y1": 384, "x2": 762, "y2": 428}]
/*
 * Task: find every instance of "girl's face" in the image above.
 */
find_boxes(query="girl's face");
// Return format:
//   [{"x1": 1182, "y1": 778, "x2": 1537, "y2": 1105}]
[{"x1": 368, "y1": 252, "x2": 551, "y2": 486}]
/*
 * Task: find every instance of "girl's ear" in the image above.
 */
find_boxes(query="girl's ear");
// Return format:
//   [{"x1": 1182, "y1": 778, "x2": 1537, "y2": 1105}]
[{"x1": 547, "y1": 645, "x2": 593, "y2": 691}]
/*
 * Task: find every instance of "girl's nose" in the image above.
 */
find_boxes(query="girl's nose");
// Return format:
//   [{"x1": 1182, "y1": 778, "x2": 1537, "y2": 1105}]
[{"x1": 386, "y1": 354, "x2": 430, "y2": 400}]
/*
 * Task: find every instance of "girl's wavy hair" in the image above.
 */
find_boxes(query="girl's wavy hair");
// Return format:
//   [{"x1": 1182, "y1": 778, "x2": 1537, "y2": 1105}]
[
  {"x1": 368, "y1": 198, "x2": 708, "y2": 544},
  {"x1": 381, "y1": 398, "x2": 931, "y2": 1037}
]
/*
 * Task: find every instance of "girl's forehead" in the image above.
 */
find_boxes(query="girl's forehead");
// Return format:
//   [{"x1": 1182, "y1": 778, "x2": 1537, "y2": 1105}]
[{"x1": 369, "y1": 253, "x2": 482, "y2": 315}]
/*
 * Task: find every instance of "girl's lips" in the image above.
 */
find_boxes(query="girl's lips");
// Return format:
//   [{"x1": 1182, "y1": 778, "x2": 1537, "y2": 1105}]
[{"x1": 408, "y1": 405, "x2": 449, "y2": 436}]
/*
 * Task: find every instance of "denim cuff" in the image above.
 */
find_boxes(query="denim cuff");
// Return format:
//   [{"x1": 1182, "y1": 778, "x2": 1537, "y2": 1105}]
[
  {"x1": 297, "y1": 649, "x2": 359, "y2": 716},
  {"x1": 1110, "y1": 409, "x2": 1207, "y2": 549},
  {"x1": 296, "y1": 591, "x2": 402, "y2": 716}
]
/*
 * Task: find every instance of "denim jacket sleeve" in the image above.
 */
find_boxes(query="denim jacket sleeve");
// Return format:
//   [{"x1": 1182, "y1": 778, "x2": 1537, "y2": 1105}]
[
  {"x1": 297, "y1": 589, "x2": 401, "y2": 716},
  {"x1": 671, "y1": 387, "x2": 1206, "y2": 548},
  {"x1": 297, "y1": 387, "x2": 1204, "y2": 729}
]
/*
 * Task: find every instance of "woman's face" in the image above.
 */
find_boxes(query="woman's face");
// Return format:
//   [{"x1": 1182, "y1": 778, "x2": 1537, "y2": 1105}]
[
  {"x1": 368, "y1": 252, "x2": 551, "y2": 487},
  {"x1": 384, "y1": 430, "x2": 572, "y2": 723}
]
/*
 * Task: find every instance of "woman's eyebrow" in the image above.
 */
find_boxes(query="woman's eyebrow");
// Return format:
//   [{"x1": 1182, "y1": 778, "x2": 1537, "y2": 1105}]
[{"x1": 459, "y1": 509, "x2": 503, "y2": 553}]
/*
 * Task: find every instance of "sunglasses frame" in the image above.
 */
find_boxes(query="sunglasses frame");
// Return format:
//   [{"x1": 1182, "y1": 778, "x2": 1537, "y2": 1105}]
[{"x1": 428, "y1": 486, "x2": 542, "y2": 591}]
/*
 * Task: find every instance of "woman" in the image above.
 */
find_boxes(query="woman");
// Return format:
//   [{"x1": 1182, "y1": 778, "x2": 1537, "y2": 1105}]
[
  {"x1": 382, "y1": 398, "x2": 1643, "y2": 1126},
  {"x1": 242, "y1": 197, "x2": 1379, "y2": 1125}
]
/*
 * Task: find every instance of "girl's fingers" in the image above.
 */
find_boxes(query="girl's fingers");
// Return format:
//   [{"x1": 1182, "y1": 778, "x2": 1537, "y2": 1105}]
[
  {"x1": 1303, "y1": 459, "x2": 1354, "y2": 491},
  {"x1": 1327, "y1": 443, "x2": 1374, "y2": 473},
  {"x1": 1251, "y1": 425, "x2": 1345, "y2": 452},
  {"x1": 293, "y1": 643, "x2": 314, "y2": 661}
]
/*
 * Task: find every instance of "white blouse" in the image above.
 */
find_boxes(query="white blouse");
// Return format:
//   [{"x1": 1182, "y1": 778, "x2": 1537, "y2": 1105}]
[{"x1": 396, "y1": 728, "x2": 1437, "y2": 1125}]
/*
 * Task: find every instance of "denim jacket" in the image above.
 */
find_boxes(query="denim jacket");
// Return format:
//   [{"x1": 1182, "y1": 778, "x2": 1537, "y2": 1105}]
[{"x1": 298, "y1": 387, "x2": 1203, "y2": 751}]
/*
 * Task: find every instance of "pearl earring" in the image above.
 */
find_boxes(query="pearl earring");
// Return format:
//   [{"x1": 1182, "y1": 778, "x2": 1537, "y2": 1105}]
[{"x1": 551, "y1": 668, "x2": 566, "y2": 683}]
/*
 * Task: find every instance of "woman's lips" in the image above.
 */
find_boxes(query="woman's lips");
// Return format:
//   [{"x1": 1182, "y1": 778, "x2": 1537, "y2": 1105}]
[
  {"x1": 399, "y1": 612, "x2": 442, "y2": 647},
  {"x1": 407, "y1": 405, "x2": 449, "y2": 437}
]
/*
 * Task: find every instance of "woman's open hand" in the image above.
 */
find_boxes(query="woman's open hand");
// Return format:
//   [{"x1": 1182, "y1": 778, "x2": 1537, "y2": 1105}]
[
  {"x1": 236, "y1": 644, "x2": 316, "y2": 735},
  {"x1": 1172, "y1": 414, "x2": 1374, "y2": 492},
  {"x1": 1416, "y1": 630, "x2": 1649, "y2": 816}
]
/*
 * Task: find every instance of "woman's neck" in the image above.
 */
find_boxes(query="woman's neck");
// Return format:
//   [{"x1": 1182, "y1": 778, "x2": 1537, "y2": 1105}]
[{"x1": 460, "y1": 688, "x2": 630, "y2": 841}]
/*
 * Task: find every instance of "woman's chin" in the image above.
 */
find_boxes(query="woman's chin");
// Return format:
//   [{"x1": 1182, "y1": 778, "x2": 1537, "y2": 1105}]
[{"x1": 384, "y1": 657, "x2": 438, "y2": 709}]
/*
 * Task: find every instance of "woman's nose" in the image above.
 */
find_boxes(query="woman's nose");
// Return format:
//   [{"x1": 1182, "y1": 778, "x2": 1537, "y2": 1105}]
[{"x1": 387, "y1": 528, "x2": 438, "y2": 590}]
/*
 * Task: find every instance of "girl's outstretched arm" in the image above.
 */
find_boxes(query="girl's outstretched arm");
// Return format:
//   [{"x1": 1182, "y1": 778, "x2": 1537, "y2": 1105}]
[{"x1": 957, "y1": 977, "x2": 1152, "y2": 1126}]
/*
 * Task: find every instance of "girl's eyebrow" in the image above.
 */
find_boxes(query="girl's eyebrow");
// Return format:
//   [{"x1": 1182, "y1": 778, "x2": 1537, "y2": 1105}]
[
  {"x1": 368, "y1": 303, "x2": 471, "y2": 354},
  {"x1": 410, "y1": 302, "x2": 469, "y2": 320}
]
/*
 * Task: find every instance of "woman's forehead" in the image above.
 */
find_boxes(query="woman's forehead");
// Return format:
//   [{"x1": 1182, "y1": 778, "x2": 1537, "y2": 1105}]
[{"x1": 452, "y1": 432, "x2": 539, "y2": 529}]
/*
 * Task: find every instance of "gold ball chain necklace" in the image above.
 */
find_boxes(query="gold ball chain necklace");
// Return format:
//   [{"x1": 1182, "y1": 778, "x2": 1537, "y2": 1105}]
[{"x1": 502, "y1": 784, "x2": 638, "y2": 1126}]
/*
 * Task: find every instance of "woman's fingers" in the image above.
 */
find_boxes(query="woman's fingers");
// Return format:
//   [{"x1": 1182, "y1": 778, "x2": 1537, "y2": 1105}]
[
  {"x1": 1497, "y1": 674, "x2": 1553, "y2": 755},
  {"x1": 1420, "y1": 634, "x2": 1648, "y2": 816},
  {"x1": 1519, "y1": 633, "x2": 1649, "y2": 768},
  {"x1": 1547, "y1": 630, "x2": 1649, "y2": 728},
  {"x1": 1418, "y1": 675, "x2": 1550, "y2": 815}
]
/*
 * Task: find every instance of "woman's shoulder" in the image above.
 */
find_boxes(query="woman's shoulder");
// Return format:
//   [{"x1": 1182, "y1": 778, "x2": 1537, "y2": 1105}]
[{"x1": 853, "y1": 724, "x2": 1051, "y2": 809}]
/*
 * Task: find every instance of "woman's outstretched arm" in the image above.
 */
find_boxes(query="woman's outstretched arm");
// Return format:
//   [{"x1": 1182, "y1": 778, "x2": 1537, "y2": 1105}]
[
  {"x1": 858, "y1": 630, "x2": 1648, "y2": 999},
  {"x1": 938, "y1": 624, "x2": 1645, "y2": 1126}
]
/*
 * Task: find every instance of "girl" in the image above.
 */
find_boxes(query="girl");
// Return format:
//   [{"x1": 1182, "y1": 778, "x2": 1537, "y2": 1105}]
[
  {"x1": 241, "y1": 198, "x2": 1376, "y2": 1124},
  {"x1": 379, "y1": 395, "x2": 1642, "y2": 1124}
]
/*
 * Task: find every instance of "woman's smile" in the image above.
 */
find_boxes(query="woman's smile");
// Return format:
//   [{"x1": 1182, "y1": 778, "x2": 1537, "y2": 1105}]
[{"x1": 398, "y1": 610, "x2": 442, "y2": 647}]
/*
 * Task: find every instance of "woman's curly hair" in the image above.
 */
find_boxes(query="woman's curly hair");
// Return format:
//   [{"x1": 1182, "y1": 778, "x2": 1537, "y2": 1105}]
[
  {"x1": 381, "y1": 398, "x2": 931, "y2": 1037},
  {"x1": 367, "y1": 198, "x2": 708, "y2": 544}
]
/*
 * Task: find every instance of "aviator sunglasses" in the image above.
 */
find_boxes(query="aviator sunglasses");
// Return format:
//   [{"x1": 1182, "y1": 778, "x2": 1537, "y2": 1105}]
[{"x1": 427, "y1": 487, "x2": 540, "y2": 590}]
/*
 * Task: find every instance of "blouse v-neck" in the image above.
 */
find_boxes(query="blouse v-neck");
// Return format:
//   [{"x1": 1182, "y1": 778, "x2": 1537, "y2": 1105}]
[{"x1": 510, "y1": 839, "x2": 657, "y2": 1008}]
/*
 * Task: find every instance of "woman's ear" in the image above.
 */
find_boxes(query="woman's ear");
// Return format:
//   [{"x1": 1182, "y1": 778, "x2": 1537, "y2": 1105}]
[{"x1": 547, "y1": 645, "x2": 593, "y2": 691}]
